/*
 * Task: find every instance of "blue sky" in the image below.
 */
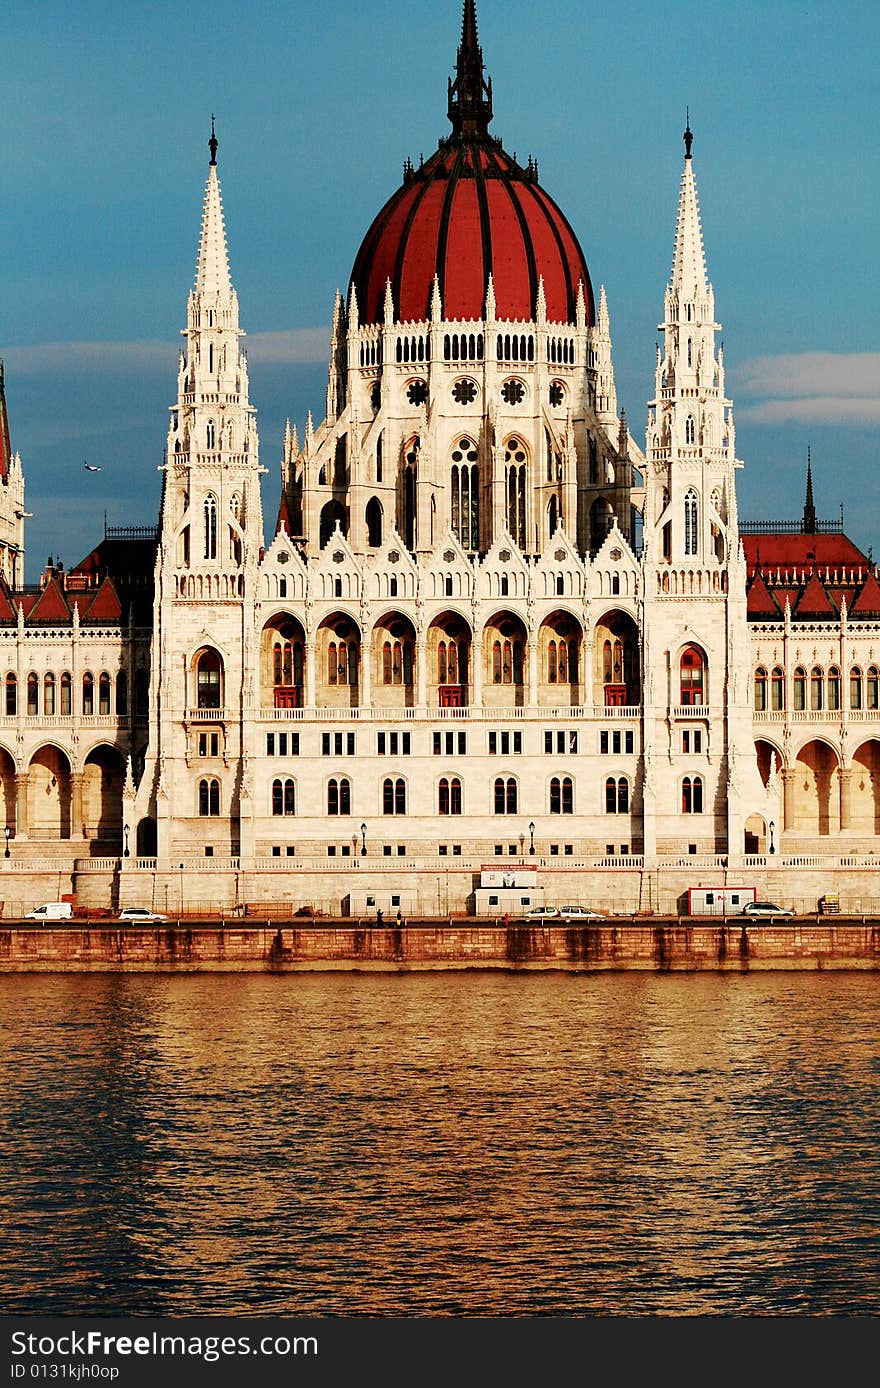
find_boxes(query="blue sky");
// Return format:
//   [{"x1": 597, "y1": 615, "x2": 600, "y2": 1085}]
[{"x1": 1, "y1": 0, "x2": 878, "y2": 580}]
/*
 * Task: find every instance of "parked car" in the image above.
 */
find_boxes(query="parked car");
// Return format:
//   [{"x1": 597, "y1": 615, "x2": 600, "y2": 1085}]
[
  {"x1": 557, "y1": 905, "x2": 604, "y2": 922},
  {"x1": 741, "y1": 901, "x2": 793, "y2": 918},
  {"x1": 118, "y1": 907, "x2": 168, "y2": 923},
  {"x1": 522, "y1": 905, "x2": 558, "y2": 921}
]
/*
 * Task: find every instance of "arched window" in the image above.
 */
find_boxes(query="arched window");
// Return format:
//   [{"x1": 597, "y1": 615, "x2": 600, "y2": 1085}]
[
  {"x1": 198, "y1": 778, "x2": 220, "y2": 816},
  {"x1": 492, "y1": 637, "x2": 523, "y2": 684},
  {"x1": 754, "y1": 667, "x2": 767, "y2": 712},
  {"x1": 438, "y1": 640, "x2": 461, "y2": 684},
  {"x1": 548, "y1": 641, "x2": 558, "y2": 684},
  {"x1": 869, "y1": 667, "x2": 880, "y2": 709},
  {"x1": 605, "y1": 777, "x2": 628, "y2": 813},
  {"x1": 682, "y1": 775, "x2": 703, "y2": 814},
  {"x1": 196, "y1": 649, "x2": 222, "y2": 709},
  {"x1": 794, "y1": 666, "x2": 807, "y2": 711},
  {"x1": 494, "y1": 777, "x2": 517, "y2": 814},
  {"x1": 115, "y1": 671, "x2": 128, "y2": 715},
  {"x1": 438, "y1": 777, "x2": 463, "y2": 815},
  {"x1": 366, "y1": 497, "x2": 383, "y2": 547},
  {"x1": 43, "y1": 672, "x2": 55, "y2": 716},
  {"x1": 504, "y1": 438, "x2": 527, "y2": 547},
  {"x1": 206, "y1": 419, "x2": 215, "y2": 449},
  {"x1": 26, "y1": 672, "x2": 39, "y2": 715},
  {"x1": 98, "y1": 672, "x2": 111, "y2": 715},
  {"x1": 383, "y1": 778, "x2": 406, "y2": 815},
  {"x1": 328, "y1": 778, "x2": 351, "y2": 816},
  {"x1": 827, "y1": 666, "x2": 841, "y2": 711},
  {"x1": 272, "y1": 778, "x2": 296, "y2": 816},
  {"x1": 60, "y1": 672, "x2": 71, "y2": 716},
  {"x1": 5, "y1": 673, "x2": 16, "y2": 716},
  {"x1": 82, "y1": 671, "x2": 93, "y2": 716},
  {"x1": 450, "y1": 438, "x2": 479, "y2": 550},
  {"x1": 684, "y1": 489, "x2": 698, "y2": 555},
  {"x1": 204, "y1": 493, "x2": 217, "y2": 558},
  {"x1": 550, "y1": 777, "x2": 574, "y2": 814},
  {"x1": 850, "y1": 667, "x2": 863, "y2": 709},
  {"x1": 680, "y1": 647, "x2": 704, "y2": 705},
  {"x1": 685, "y1": 415, "x2": 696, "y2": 445},
  {"x1": 810, "y1": 666, "x2": 823, "y2": 711},
  {"x1": 771, "y1": 667, "x2": 785, "y2": 711}
]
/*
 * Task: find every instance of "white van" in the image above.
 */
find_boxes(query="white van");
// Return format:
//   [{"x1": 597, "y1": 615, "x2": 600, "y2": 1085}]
[{"x1": 25, "y1": 901, "x2": 73, "y2": 922}]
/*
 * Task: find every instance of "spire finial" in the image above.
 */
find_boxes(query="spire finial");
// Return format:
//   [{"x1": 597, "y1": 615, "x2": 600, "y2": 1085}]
[
  {"x1": 448, "y1": 0, "x2": 493, "y2": 139},
  {"x1": 684, "y1": 108, "x2": 693, "y2": 160},
  {"x1": 209, "y1": 114, "x2": 218, "y2": 166},
  {"x1": 803, "y1": 445, "x2": 817, "y2": 534}
]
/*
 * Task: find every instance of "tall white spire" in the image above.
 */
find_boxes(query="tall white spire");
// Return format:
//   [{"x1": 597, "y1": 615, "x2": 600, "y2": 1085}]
[
  {"x1": 670, "y1": 118, "x2": 709, "y2": 300},
  {"x1": 194, "y1": 116, "x2": 233, "y2": 301}
]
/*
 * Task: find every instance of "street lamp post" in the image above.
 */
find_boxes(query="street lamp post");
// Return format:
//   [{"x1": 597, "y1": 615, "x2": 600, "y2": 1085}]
[
  {"x1": 769, "y1": 820, "x2": 775, "y2": 855},
  {"x1": 360, "y1": 822, "x2": 367, "y2": 856},
  {"x1": 3, "y1": 824, "x2": 9, "y2": 859},
  {"x1": 529, "y1": 821, "x2": 535, "y2": 855},
  {"x1": 123, "y1": 824, "x2": 130, "y2": 858}
]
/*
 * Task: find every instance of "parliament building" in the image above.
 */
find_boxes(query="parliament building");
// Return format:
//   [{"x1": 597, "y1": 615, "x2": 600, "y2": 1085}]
[{"x1": 1, "y1": 1, "x2": 877, "y2": 917}]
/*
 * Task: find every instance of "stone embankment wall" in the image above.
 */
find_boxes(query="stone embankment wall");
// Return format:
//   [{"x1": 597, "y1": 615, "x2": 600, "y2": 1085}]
[{"x1": 1, "y1": 920, "x2": 879, "y2": 971}]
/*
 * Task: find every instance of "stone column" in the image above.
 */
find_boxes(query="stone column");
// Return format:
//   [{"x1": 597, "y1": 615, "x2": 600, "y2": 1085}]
[
  {"x1": 69, "y1": 772, "x2": 84, "y2": 841},
  {"x1": 416, "y1": 639, "x2": 427, "y2": 710},
  {"x1": 838, "y1": 766, "x2": 853, "y2": 832},
  {"x1": 528, "y1": 631, "x2": 539, "y2": 707},
  {"x1": 782, "y1": 767, "x2": 797, "y2": 832},
  {"x1": 360, "y1": 634, "x2": 372, "y2": 710},
  {"x1": 14, "y1": 772, "x2": 28, "y2": 838},
  {"x1": 471, "y1": 631, "x2": 482, "y2": 708},
  {"x1": 305, "y1": 636, "x2": 316, "y2": 709}
]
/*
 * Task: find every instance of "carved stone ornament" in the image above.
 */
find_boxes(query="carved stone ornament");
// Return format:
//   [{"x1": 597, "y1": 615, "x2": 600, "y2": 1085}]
[{"x1": 388, "y1": 550, "x2": 400, "y2": 564}]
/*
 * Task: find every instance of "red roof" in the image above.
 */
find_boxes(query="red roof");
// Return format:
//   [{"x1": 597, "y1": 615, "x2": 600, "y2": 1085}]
[
  {"x1": 742, "y1": 532, "x2": 868, "y2": 574},
  {"x1": 350, "y1": 140, "x2": 593, "y2": 327},
  {"x1": 746, "y1": 571, "x2": 781, "y2": 618},
  {"x1": 26, "y1": 577, "x2": 71, "y2": 622},
  {"x1": 82, "y1": 576, "x2": 123, "y2": 622},
  {"x1": 794, "y1": 571, "x2": 838, "y2": 618},
  {"x1": 850, "y1": 571, "x2": 880, "y2": 617}
]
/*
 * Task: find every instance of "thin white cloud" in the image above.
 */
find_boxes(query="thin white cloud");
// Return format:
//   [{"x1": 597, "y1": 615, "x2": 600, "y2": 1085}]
[
  {"x1": 0, "y1": 327, "x2": 330, "y2": 374},
  {"x1": 734, "y1": 351, "x2": 880, "y2": 425}
]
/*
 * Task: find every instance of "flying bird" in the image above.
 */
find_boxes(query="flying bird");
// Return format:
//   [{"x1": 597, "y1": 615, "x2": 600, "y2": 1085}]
[{"x1": 84, "y1": 462, "x2": 101, "y2": 472}]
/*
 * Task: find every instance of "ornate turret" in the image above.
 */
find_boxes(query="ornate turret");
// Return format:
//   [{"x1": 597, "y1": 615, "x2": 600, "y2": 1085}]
[{"x1": 447, "y1": 0, "x2": 493, "y2": 139}]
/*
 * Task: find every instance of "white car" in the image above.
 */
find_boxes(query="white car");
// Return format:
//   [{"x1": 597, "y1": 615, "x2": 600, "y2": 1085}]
[
  {"x1": 118, "y1": 907, "x2": 168, "y2": 923},
  {"x1": 522, "y1": 905, "x2": 559, "y2": 921},
  {"x1": 741, "y1": 901, "x2": 793, "y2": 918},
  {"x1": 557, "y1": 905, "x2": 604, "y2": 922}
]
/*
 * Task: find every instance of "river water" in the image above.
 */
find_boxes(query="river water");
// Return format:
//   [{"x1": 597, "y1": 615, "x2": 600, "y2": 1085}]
[{"x1": 0, "y1": 971, "x2": 877, "y2": 1316}]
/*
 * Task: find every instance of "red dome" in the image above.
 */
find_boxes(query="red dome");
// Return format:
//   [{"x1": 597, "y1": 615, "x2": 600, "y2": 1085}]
[{"x1": 349, "y1": 3, "x2": 593, "y2": 328}]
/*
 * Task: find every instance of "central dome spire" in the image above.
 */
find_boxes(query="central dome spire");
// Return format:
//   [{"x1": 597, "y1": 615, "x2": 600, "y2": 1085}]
[{"x1": 447, "y1": 0, "x2": 493, "y2": 138}]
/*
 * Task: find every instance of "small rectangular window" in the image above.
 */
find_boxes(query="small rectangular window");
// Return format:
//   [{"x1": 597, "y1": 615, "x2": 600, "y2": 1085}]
[
  {"x1": 694, "y1": 731, "x2": 702, "y2": 753},
  {"x1": 453, "y1": 844, "x2": 461, "y2": 856},
  {"x1": 513, "y1": 731, "x2": 522, "y2": 754},
  {"x1": 569, "y1": 732, "x2": 578, "y2": 754},
  {"x1": 377, "y1": 732, "x2": 386, "y2": 755},
  {"x1": 334, "y1": 732, "x2": 343, "y2": 755},
  {"x1": 445, "y1": 732, "x2": 454, "y2": 755},
  {"x1": 612, "y1": 731, "x2": 621, "y2": 754},
  {"x1": 439, "y1": 844, "x2": 448, "y2": 856},
  {"x1": 556, "y1": 731, "x2": 565, "y2": 754},
  {"x1": 204, "y1": 845, "x2": 213, "y2": 857},
  {"x1": 620, "y1": 844, "x2": 629, "y2": 856},
  {"x1": 600, "y1": 731, "x2": 609, "y2": 754},
  {"x1": 550, "y1": 844, "x2": 559, "y2": 856},
  {"x1": 683, "y1": 731, "x2": 690, "y2": 753},
  {"x1": 606, "y1": 844, "x2": 614, "y2": 856},
  {"x1": 322, "y1": 733, "x2": 330, "y2": 755},
  {"x1": 198, "y1": 733, "x2": 208, "y2": 757},
  {"x1": 494, "y1": 844, "x2": 503, "y2": 855},
  {"x1": 390, "y1": 732, "x2": 399, "y2": 755},
  {"x1": 403, "y1": 733, "x2": 412, "y2": 755},
  {"x1": 383, "y1": 845, "x2": 392, "y2": 856},
  {"x1": 277, "y1": 733, "x2": 287, "y2": 756},
  {"x1": 457, "y1": 732, "x2": 465, "y2": 755},
  {"x1": 327, "y1": 845, "x2": 336, "y2": 857},
  {"x1": 500, "y1": 732, "x2": 510, "y2": 755},
  {"x1": 397, "y1": 845, "x2": 405, "y2": 856},
  {"x1": 271, "y1": 845, "x2": 281, "y2": 857},
  {"x1": 508, "y1": 844, "x2": 516, "y2": 855},
  {"x1": 625, "y1": 731, "x2": 634, "y2": 754},
  {"x1": 544, "y1": 731, "x2": 553, "y2": 754},
  {"x1": 489, "y1": 732, "x2": 497, "y2": 754},
  {"x1": 347, "y1": 733, "x2": 355, "y2": 755},
  {"x1": 286, "y1": 846, "x2": 295, "y2": 857},
  {"x1": 433, "y1": 732, "x2": 441, "y2": 755},
  {"x1": 564, "y1": 844, "x2": 573, "y2": 856}
]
